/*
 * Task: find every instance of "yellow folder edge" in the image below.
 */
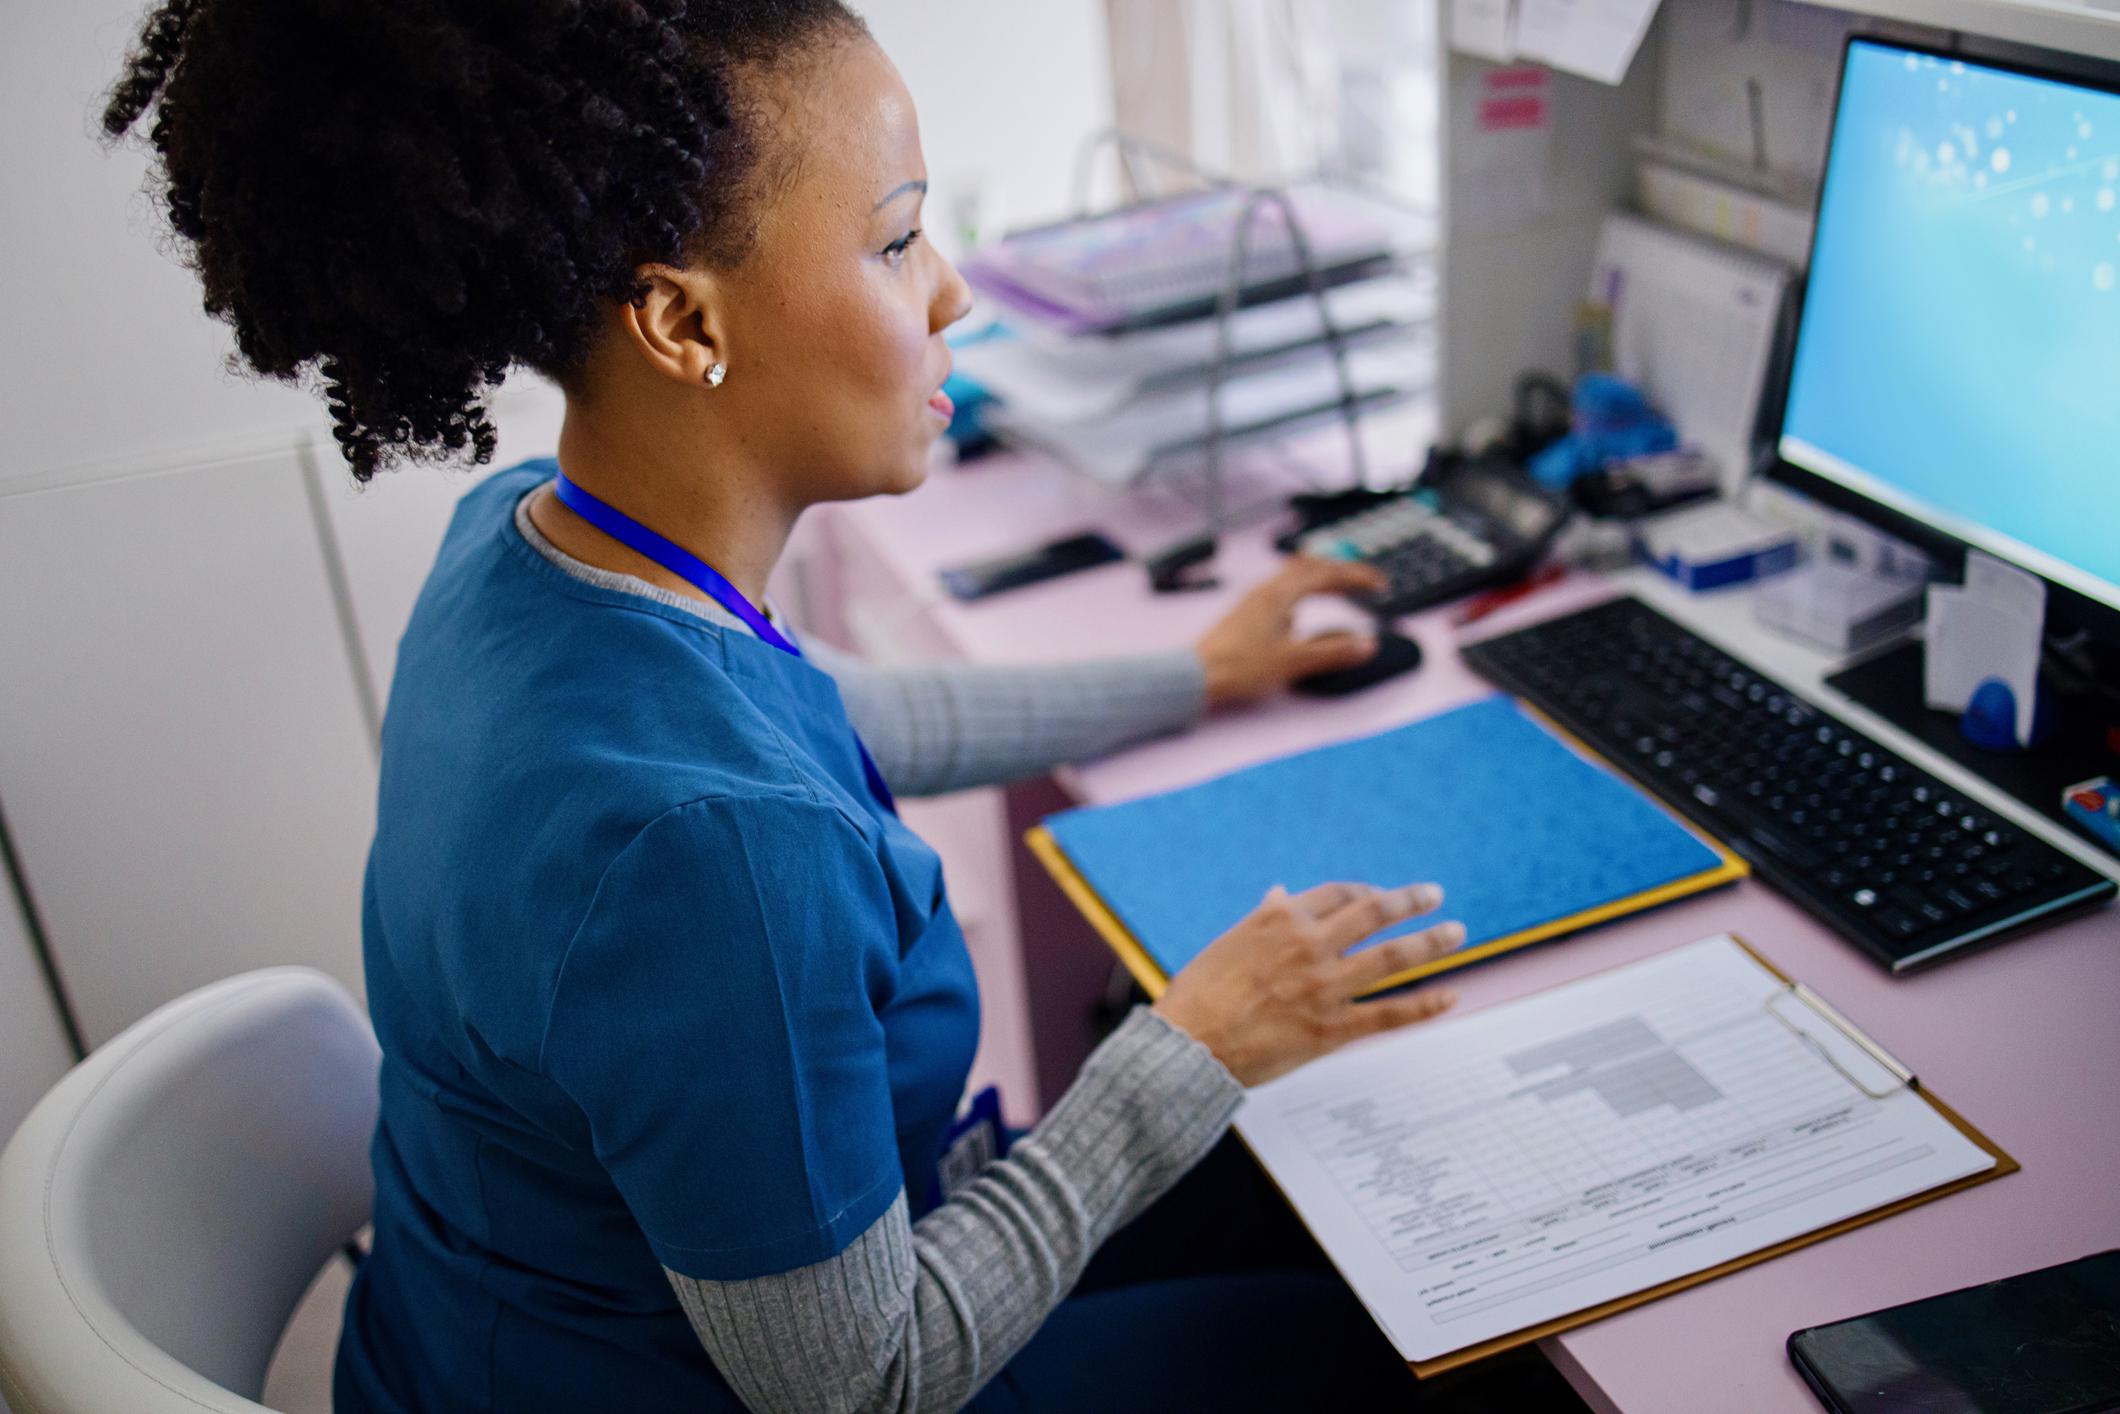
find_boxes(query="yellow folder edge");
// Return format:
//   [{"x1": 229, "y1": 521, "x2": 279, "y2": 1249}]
[{"x1": 1023, "y1": 706, "x2": 1751, "y2": 1000}]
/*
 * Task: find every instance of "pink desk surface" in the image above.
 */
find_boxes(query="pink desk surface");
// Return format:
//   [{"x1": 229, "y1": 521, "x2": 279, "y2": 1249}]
[{"x1": 814, "y1": 451, "x2": 2120, "y2": 1414}]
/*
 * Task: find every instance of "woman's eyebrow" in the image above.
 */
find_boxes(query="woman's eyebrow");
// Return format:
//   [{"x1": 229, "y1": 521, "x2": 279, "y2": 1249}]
[{"x1": 872, "y1": 179, "x2": 928, "y2": 213}]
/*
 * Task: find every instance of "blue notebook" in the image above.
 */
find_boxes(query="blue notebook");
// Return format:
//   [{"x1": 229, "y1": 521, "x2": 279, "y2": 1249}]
[{"x1": 1037, "y1": 695, "x2": 1744, "y2": 990}]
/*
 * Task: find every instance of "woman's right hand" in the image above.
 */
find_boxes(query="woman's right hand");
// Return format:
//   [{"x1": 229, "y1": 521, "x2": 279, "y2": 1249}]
[{"x1": 1152, "y1": 882, "x2": 1464, "y2": 1087}]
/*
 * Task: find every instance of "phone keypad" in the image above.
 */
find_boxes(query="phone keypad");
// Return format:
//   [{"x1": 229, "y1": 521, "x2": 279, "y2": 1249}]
[{"x1": 1297, "y1": 495, "x2": 1496, "y2": 610}]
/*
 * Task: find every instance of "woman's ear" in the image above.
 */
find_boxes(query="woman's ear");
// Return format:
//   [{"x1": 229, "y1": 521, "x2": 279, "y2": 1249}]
[{"x1": 618, "y1": 263, "x2": 730, "y2": 388}]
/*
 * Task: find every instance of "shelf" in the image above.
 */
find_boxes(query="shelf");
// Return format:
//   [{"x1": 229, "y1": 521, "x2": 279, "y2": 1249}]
[{"x1": 1824, "y1": 0, "x2": 2120, "y2": 64}]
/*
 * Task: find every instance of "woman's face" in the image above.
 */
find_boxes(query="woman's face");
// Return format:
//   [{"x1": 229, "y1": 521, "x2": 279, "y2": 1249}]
[{"x1": 711, "y1": 36, "x2": 973, "y2": 504}]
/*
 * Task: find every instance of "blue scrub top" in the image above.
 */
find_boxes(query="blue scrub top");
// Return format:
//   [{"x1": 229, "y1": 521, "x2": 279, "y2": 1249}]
[{"x1": 334, "y1": 463, "x2": 980, "y2": 1414}]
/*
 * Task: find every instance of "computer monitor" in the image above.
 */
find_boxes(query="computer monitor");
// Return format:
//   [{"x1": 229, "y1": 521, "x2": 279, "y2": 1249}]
[{"x1": 1775, "y1": 37, "x2": 2120, "y2": 622}]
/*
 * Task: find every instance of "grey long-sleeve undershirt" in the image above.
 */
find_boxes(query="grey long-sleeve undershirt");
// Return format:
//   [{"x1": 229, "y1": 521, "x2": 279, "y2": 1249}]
[
  {"x1": 670, "y1": 1007, "x2": 1243, "y2": 1413},
  {"x1": 518, "y1": 494, "x2": 1244, "y2": 1409},
  {"x1": 804, "y1": 636, "x2": 1206, "y2": 797}
]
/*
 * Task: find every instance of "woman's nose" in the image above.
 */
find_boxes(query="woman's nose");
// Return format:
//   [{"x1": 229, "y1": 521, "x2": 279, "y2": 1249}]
[{"x1": 931, "y1": 254, "x2": 974, "y2": 334}]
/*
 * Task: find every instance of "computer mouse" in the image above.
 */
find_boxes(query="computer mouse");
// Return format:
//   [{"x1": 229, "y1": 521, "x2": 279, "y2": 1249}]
[{"x1": 1291, "y1": 630, "x2": 1424, "y2": 697}]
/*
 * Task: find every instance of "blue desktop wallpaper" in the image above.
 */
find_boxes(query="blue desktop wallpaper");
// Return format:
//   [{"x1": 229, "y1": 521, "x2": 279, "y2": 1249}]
[{"x1": 1783, "y1": 41, "x2": 2120, "y2": 596}]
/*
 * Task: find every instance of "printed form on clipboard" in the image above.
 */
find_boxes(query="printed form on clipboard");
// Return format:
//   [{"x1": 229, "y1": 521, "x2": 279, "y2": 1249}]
[
  {"x1": 1235, "y1": 934, "x2": 2012, "y2": 1373},
  {"x1": 1590, "y1": 213, "x2": 1792, "y2": 489}
]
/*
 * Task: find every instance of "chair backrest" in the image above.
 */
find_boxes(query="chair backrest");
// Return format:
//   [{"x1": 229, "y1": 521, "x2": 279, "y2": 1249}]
[{"x1": 0, "y1": 968, "x2": 379, "y2": 1414}]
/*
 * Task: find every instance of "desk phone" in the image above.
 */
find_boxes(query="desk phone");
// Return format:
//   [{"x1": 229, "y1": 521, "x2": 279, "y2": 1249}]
[{"x1": 1282, "y1": 455, "x2": 1569, "y2": 619}]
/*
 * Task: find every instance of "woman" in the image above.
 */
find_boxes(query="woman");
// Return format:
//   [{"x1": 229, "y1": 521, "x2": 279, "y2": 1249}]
[{"x1": 105, "y1": 3, "x2": 1466, "y2": 1408}]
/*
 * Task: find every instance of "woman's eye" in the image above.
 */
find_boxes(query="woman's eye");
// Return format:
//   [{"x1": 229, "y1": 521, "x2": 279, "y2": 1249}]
[{"x1": 882, "y1": 229, "x2": 922, "y2": 266}]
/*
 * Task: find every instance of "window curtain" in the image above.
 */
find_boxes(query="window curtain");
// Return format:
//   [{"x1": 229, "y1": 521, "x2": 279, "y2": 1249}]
[{"x1": 1102, "y1": 0, "x2": 1439, "y2": 204}]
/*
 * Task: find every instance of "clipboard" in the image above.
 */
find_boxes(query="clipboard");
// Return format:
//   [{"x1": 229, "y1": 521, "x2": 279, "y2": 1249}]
[
  {"x1": 1024, "y1": 702, "x2": 1749, "y2": 1001},
  {"x1": 1260, "y1": 934, "x2": 2018, "y2": 1378}
]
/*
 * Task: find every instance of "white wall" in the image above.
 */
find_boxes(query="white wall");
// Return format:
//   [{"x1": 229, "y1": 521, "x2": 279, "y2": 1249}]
[
  {"x1": 0, "y1": 1, "x2": 324, "y2": 486},
  {"x1": 1, "y1": 0, "x2": 1111, "y2": 492},
  {"x1": 860, "y1": 0, "x2": 1114, "y2": 253},
  {"x1": 0, "y1": 443, "x2": 381, "y2": 1045}
]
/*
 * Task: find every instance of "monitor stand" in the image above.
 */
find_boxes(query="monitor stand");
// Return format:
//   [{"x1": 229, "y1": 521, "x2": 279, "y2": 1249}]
[{"x1": 1827, "y1": 640, "x2": 2118, "y2": 864}]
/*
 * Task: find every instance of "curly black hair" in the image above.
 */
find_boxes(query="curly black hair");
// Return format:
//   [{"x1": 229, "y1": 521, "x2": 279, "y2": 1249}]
[{"x1": 103, "y1": 0, "x2": 863, "y2": 480}]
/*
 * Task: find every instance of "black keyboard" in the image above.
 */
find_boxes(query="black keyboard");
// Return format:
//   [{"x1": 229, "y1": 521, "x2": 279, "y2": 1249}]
[{"x1": 1462, "y1": 596, "x2": 2116, "y2": 972}]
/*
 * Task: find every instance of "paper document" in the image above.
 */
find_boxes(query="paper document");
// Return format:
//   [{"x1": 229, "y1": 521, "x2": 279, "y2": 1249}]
[
  {"x1": 1236, "y1": 935, "x2": 1995, "y2": 1362},
  {"x1": 1923, "y1": 551, "x2": 2046, "y2": 745},
  {"x1": 1515, "y1": 0, "x2": 1662, "y2": 85},
  {"x1": 1451, "y1": 0, "x2": 1518, "y2": 61},
  {"x1": 1964, "y1": 550, "x2": 2046, "y2": 626},
  {"x1": 1451, "y1": 67, "x2": 1555, "y2": 228},
  {"x1": 1590, "y1": 214, "x2": 1791, "y2": 489}
]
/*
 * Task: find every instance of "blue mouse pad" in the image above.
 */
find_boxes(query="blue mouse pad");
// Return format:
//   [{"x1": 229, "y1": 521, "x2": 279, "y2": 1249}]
[{"x1": 1044, "y1": 694, "x2": 1729, "y2": 978}]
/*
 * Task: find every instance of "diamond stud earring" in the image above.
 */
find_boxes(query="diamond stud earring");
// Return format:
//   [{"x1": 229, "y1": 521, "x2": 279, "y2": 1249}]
[{"x1": 707, "y1": 362, "x2": 727, "y2": 388}]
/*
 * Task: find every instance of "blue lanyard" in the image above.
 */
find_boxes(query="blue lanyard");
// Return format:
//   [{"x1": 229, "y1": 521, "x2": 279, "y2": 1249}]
[{"x1": 552, "y1": 471, "x2": 897, "y2": 815}]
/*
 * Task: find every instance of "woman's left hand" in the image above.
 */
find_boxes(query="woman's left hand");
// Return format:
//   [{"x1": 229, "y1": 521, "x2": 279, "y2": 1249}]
[{"x1": 1195, "y1": 556, "x2": 1391, "y2": 709}]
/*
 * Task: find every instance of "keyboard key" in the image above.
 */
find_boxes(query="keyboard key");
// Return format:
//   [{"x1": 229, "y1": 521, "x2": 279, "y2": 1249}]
[{"x1": 1874, "y1": 908, "x2": 1922, "y2": 938}]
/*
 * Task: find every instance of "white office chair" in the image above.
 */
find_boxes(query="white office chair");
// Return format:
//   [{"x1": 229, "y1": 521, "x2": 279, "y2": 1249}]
[{"x1": 0, "y1": 968, "x2": 379, "y2": 1414}]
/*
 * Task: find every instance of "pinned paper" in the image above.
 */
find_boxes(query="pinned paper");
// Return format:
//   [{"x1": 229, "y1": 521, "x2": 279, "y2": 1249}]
[
  {"x1": 1451, "y1": 66, "x2": 1554, "y2": 227},
  {"x1": 1515, "y1": 0, "x2": 1663, "y2": 85},
  {"x1": 1451, "y1": 0, "x2": 1518, "y2": 62}
]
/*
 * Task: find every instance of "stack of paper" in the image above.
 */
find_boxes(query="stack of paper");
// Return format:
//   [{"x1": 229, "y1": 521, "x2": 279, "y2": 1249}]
[
  {"x1": 961, "y1": 184, "x2": 1417, "y2": 336},
  {"x1": 980, "y1": 336, "x2": 1436, "y2": 487},
  {"x1": 1635, "y1": 155, "x2": 1816, "y2": 270},
  {"x1": 954, "y1": 184, "x2": 1436, "y2": 487},
  {"x1": 962, "y1": 274, "x2": 1435, "y2": 424}
]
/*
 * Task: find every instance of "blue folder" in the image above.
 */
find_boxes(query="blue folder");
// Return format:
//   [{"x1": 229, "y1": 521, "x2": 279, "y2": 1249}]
[{"x1": 1034, "y1": 695, "x2": 1745, "y2": 992}]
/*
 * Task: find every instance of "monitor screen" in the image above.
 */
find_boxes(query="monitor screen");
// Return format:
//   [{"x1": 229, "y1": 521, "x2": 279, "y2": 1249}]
[{"x1": 1780, "y1": 39, "x2": 2120, "y2": 611}]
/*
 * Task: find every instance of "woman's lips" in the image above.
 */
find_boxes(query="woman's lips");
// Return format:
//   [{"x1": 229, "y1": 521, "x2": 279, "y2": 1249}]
[{"x1": 927, "y1": 388, "x2": 955, "y2": 421}]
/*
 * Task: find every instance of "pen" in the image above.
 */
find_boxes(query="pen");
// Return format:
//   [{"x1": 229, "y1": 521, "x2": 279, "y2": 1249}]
[{"x1": 1453, "y1": 562, "x2": 1567, "y2": 628}]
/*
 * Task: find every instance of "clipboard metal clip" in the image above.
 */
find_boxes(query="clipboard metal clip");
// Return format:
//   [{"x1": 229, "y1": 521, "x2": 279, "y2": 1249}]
[{"x1": 1764, "y1": 982, "x2": 1916, "y2": 1099}]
